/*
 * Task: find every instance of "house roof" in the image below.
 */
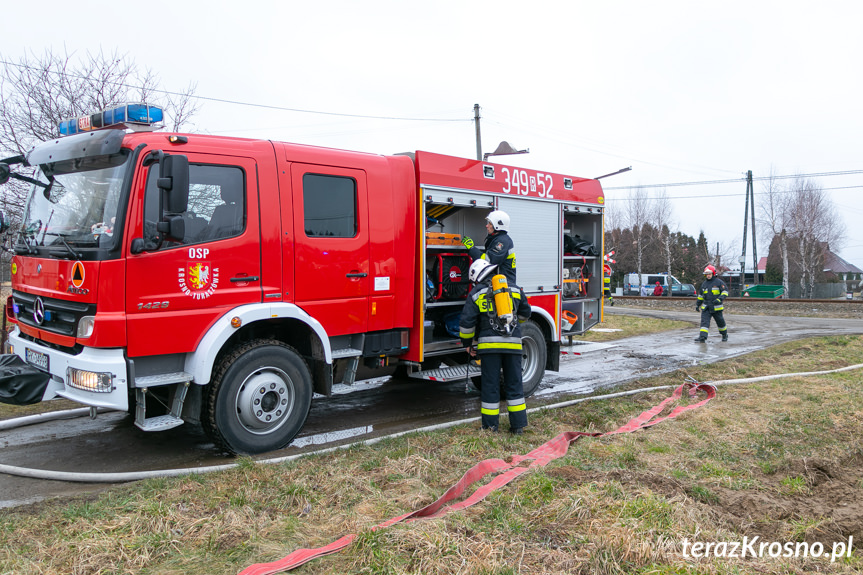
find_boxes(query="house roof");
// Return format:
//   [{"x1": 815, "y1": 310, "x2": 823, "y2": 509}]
[
  {"x1": 823, "y1": 252, "x2": 863, "y2": 274},
  {"x1": 821, "y1": 243, "x2": 863, "y2": 274}
]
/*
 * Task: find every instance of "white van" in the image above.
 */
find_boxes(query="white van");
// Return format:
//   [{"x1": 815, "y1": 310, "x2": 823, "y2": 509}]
[{"x1": 623, "y1": 273, "x2": 683, "y2": 296}]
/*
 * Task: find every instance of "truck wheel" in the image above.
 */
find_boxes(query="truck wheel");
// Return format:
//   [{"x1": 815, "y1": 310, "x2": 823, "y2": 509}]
[
  {"x1": 520, "y1": 321, "x2": 546, "y2": 397},
  {"x1": 203, "y1": 339, "x2": 312, "y2": 455},
  {"x1": 470, "y1": 321, "x2": 547, "y2": 397}
]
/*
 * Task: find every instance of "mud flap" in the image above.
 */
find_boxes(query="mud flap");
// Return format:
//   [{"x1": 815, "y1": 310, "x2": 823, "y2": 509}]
[{"x1": 0, "y1": 354, "x2": 51, "y2": 405}]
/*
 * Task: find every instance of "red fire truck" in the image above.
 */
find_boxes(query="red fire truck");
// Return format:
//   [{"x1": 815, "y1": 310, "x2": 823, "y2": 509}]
[{"x1": 0, "y1": 105, "x2": 605, "y2": 454}]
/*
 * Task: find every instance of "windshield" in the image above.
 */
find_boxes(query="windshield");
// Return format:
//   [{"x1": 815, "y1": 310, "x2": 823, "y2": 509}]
[{"x1": 19, "y1": 150, "x2": 130, "y2": 253}]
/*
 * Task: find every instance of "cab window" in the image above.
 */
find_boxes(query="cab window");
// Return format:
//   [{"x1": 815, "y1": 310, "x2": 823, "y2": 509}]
[
  {"x1": 302, "y1": 174, "x2": 357, "y2": 238},
  {"x1": 143, "y1": 164, "x2": 246, "y2": 250}
]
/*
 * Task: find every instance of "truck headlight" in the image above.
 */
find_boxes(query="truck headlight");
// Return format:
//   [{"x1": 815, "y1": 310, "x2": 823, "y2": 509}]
[
  {"x1": 67, "y1": 367, "x2": 113, "y2": 393},
  {"x1": 77, "y1": 316, "x2": 96, "y2": 338}
]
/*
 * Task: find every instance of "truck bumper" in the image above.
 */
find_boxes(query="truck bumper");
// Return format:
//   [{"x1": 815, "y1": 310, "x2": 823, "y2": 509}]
[{"x1": 7, "y1": 327, "x2": 130, "y2": 411}]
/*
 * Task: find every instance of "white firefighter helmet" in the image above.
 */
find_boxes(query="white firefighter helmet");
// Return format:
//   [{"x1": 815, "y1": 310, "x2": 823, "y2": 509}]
[
  {"x1": 486, "y1": 210, "x2": 510, "y2": 232},
  {"x1": 469, "y1": 259, "x2": 498, "y2": 283}
]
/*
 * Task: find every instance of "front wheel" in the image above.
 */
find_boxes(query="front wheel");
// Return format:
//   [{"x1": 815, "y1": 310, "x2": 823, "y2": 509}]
[{"x1": 203, "y1": 339, "x2": 313, "y2": 455}]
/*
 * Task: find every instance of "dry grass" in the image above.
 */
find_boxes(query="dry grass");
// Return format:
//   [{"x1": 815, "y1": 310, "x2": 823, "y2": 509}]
[
  {"x1": 2, "y1": 335, "x2": 863, "y2": 574},
  {"x1": 579, "y1": 312, "x2": 692, "y2": 342}
]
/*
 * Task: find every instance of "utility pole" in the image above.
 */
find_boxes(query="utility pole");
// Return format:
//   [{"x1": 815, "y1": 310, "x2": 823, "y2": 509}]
[
  {"x1": 739, "y1": 170, "x2": 758, "y2": 293},
  {"x1": 748, "y1": 170, "x2": 758, "y2": 285},
  {"x1": 740, "y1": 172, "x2": 750, "y2": 292},
  {"x1": 474, "y1": 104, "x2": 482, "y2": 161}
]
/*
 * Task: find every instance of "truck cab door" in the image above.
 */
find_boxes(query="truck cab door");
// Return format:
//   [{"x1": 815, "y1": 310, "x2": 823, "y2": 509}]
[
  {"x1": 291, "y1": 164, "x2": 369, "y2": 336},
  {"x1": 125, "y1": 155, "x2": 263, "y2": 357}
]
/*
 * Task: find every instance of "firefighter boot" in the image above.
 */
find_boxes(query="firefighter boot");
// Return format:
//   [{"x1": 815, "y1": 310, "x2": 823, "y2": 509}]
[
  {"x1": 694, "y1": 335, "x2": 707, "y2": 343},
  {"x1": 721, "y1": 331, "x2": 728, "y2": 342}
]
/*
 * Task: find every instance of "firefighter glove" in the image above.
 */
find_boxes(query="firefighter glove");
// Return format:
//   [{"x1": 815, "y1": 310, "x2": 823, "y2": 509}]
[{"x1": 462, "y1": 236, "x2": 474, "y2": 249}]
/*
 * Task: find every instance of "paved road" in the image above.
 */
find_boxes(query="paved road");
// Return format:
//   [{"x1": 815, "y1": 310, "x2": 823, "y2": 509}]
[{"x1": 2, "y1": 308, "x2": 862, "y2": 508}]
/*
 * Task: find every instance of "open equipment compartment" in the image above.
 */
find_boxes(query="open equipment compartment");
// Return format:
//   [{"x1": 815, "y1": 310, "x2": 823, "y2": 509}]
[
  {"x1": 560, "y1": 204, "x2": 603, "y2": 334},
  {"x1": 422, "y1": 193, "x2": 491, "y2": 353}
]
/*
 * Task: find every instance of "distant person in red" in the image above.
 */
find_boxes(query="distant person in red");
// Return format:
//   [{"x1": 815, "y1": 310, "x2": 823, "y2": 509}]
[{"x1": 653, "y1": 282, "x2": 663, "y2": 296}]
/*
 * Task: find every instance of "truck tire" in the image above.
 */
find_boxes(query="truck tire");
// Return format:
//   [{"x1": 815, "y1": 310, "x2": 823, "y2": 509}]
[
  {"x1": 520, "y1": 321, "x2": 546, "y2": 397},
  {"x1": 470, "y1": 320, "x2": 546, "y2": 397},
  {"x1": 203, "y1": 339, "x2": 312, "y2": 455}
]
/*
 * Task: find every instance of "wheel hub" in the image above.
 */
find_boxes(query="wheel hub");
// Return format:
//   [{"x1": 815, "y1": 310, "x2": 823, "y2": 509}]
[{"x1": 235, "y1": 368, "x2": 295, "y2": 433}]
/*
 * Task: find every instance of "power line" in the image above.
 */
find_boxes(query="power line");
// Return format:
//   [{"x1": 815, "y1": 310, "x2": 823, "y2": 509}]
[
  {"x1": 603, "y1": 170, "x2": 863, "y2": 190},
  {"x1": 604, "y1": 184, "x2": 863, "y2": 202},
  {"x1": 483, "y1": 109, "x2": 739, "y2": 178},
  {"x1": 0, "y1": 59, "x2": 470, "y2": 123}
]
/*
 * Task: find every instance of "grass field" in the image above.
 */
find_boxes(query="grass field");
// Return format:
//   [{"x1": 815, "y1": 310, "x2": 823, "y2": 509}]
[{"x1": 2, "y1": 333, "x2": 862, "y2": 574}]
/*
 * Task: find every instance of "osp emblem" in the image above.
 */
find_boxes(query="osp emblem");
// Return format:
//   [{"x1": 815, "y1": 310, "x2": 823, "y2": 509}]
[{"x1": 179, "y1": 261, "x2": 220, "y2": 300}]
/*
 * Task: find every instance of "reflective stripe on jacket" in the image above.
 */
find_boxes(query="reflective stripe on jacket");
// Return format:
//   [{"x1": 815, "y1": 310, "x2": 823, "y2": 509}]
[
  {"x1": 459, "y1": 281, "x2": 531, "y2": 355},
  {"x1": 697, "y1": 276, "x2": 729, "y2": 310}
]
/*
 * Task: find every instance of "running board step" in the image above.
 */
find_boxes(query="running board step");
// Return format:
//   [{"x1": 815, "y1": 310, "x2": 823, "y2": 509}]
[
  {"x1": 331, "y1": 347, "x2": 363, "y2": 359},
  {"x1": 136, "y1": 414, "x2": 185, "y2": 432},
  {"x1": 134, "y1": 382, "x2": 189, "y2": 432},
  {"x1": 408, "y1": 365, "x2": 481, "y2": 382},
  {"x1": 135, "y1": 371, "x2": 193, "y2": 387}
]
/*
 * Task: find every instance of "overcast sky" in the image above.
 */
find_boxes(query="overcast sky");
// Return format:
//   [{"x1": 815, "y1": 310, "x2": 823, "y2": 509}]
[{"x1": 4, "y1": 1, "x2": 863, "y2": 270}]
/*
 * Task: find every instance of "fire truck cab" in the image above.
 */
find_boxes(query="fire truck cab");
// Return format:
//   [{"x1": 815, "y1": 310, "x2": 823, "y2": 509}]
[{"x1": 0, "y1": 105, "x2": 605, "y2": 454}]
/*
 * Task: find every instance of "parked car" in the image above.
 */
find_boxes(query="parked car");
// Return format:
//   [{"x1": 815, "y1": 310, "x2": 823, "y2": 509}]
[
  {"x1": 671, "y1": 283, "x2": 697, "y2": 297},
  {"x1": 623, "y1": 273, "x2": 684, "y2": 295}
]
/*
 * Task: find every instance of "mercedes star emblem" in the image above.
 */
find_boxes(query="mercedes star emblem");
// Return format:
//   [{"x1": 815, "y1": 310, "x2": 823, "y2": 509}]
[{"x1": 33, "y1": 297, "x2": 45, "y2": 325}]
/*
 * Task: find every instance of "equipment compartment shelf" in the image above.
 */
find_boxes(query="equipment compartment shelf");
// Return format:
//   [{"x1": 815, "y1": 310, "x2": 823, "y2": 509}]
[{"x1": 425, "y1": 301, "x2": 466, "y2": 308}]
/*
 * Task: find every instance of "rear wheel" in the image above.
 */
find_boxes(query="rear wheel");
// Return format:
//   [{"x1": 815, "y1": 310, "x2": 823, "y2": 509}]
[
  {"x1": 203, "y1": 339, "x2": 312, "y2": 455},
  {"x1": 520, "y1": 321, "x2": 546, "y2": 397},
  {"x1": 470, "y1": 320, "x2": 547, "y2": 397}
]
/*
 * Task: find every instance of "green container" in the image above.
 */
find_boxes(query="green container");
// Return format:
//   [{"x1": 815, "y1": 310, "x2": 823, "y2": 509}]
[{"x1": 743, "y1": 285, "x2": 785, "y2": 299}]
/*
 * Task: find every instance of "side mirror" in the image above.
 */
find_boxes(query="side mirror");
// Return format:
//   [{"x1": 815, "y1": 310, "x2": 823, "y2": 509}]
[
  {"x1": 0, "y1": 164, "x2": 9, "y2": 185},
  {"x1": 157, "y1": 154, "x2": 190, "y2": 214}
]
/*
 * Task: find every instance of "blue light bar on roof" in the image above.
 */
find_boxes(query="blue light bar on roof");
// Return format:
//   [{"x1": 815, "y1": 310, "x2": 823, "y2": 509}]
[{"x1": 58, "y1": 104, "x2": 164, "y2": 136}]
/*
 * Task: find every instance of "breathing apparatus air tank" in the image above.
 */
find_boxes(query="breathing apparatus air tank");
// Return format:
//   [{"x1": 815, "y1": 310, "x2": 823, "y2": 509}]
[{"x1": 491, "y1": 273, "x2": 514, "y2": 328}]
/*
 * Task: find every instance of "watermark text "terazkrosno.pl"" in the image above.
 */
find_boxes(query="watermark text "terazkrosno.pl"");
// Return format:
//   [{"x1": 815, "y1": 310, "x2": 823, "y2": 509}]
[{"x1": 682, "y1": 536, "x2": 854, "y2": 562}]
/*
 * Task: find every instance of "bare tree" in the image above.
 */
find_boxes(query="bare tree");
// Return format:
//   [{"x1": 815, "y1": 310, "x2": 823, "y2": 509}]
[
  {"x1": 0, "y1": 48, "x2": 200, "y2": 229},
  {"x1": 709, "y1": 239, "x2": 737, "y2": 271},
  {"x1": 603, "y1": 196, "x2": 620, "y2": 242},
  {"x1": 785, "y1": 177, "x2": 845, "y2": 298},
  {"x1": 652, "y1": 189, "x2": 675, "y2": 289},
  {"x1": 623, "y1": 186, "x2": 652, "y2": 290},
  {"x1": 757, "y1": 167, "x2": 791, "y2": 297}
]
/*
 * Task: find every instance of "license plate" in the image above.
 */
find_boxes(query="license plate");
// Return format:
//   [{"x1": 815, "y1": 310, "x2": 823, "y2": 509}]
[{"x1": 25, "y1": 348, "x2": 49, "y2": 372}]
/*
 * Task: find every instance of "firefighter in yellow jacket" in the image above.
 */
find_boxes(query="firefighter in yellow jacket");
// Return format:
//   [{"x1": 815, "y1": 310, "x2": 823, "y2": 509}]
[
  {"x1": 459, "y1": 259, "x2": 532, "y2": 433},
  {"x1": 695, "y1": 265, "x2": 729, "y2": 342}
]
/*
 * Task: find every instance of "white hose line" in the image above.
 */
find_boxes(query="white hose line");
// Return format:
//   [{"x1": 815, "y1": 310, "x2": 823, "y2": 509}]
[
  {"x1": 0, "y1": 407, "x2": 115, "y2": 432},
  {"x1": 706, "y1": 363, "x2": 863, "y2": 386},
  {"x1": 2, "y1": 362, "x2": 863, "y2": 484}
]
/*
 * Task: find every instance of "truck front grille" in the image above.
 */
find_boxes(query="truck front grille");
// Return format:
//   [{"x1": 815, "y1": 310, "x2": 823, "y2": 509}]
[{"x1": 12, "y1": 290, "x2": 95, "y2": 339}]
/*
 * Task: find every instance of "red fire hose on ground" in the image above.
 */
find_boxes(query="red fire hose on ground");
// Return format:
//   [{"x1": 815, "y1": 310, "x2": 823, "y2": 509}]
[{"x1": 239, "y1": 381, "x2": 716, "y2": 575}]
